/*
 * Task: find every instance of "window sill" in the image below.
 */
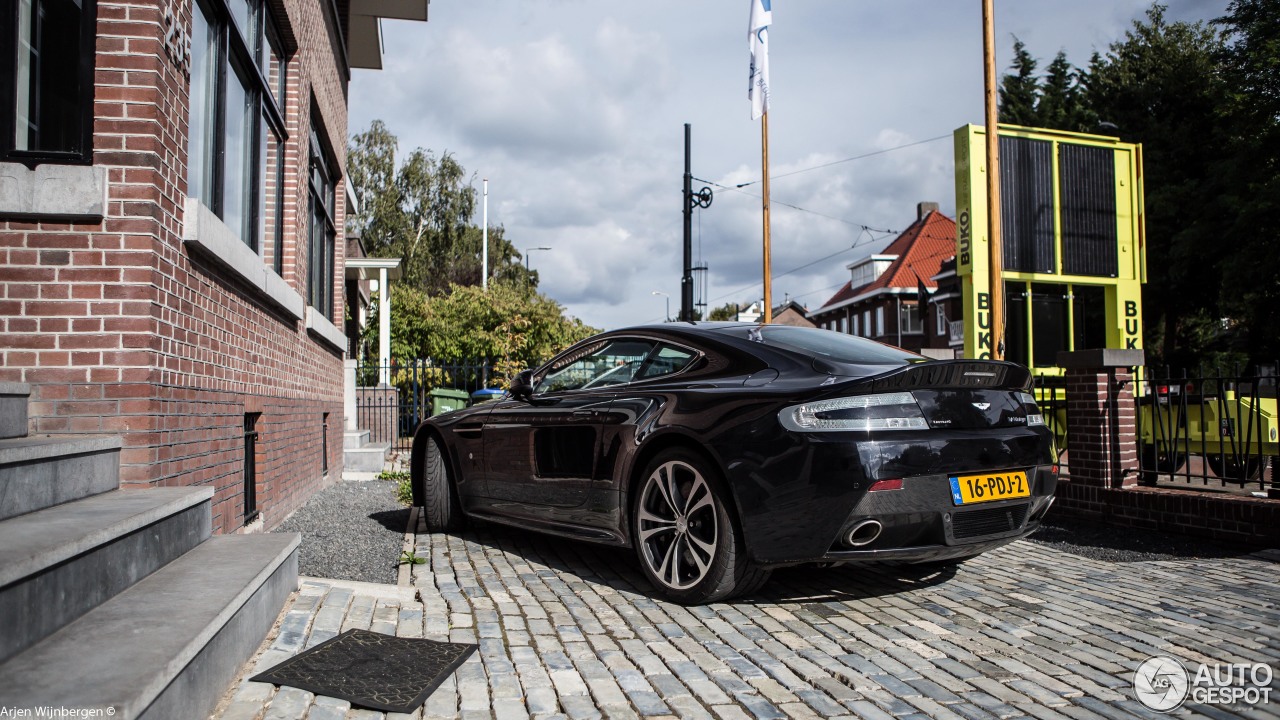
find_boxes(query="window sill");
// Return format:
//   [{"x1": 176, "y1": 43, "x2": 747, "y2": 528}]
[
  {"x1": 182, "y1": 198, "x2": 305, "y2": 321},
  {"x1": 0, "y1": 162, "x2": 107, "y2": 220},
  {"x1": 306, "y1": 306, "x2": 347, "y2": 353}
]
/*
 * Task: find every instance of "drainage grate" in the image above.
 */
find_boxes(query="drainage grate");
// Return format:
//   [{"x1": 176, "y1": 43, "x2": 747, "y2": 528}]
[{"x1": 952, "y1": 503, "x2": 1030, "y2": 540}]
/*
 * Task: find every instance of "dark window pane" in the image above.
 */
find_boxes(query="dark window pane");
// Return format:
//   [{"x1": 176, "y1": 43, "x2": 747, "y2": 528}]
[
  {"x1": 222, "y1": 65, "x2": 255, "y2": 247},
  {"x1": 267, "y1": 34, "x2": 285, "y2": 105},
  {"x1": 15, "y1": 0, "x2": 86, "y2": 153},
  {"x1": 1060, "y1": 144, "x2": 1119, "y2": 277},
  {"x1": 227, "y1": 0, "x2": 259, "y2": 63},
  {"x1": 1030, "y1": 283, "x2": 1069, "y2": 368},
  {"x1": 1072, "y1": 284, "x2": 1108, "y2": 351},
  {"x1": 999, "y1": 136, "x2": 1056, "y2": 274},
  {"x1": 262, "y1": 120, "x2": 283, "y2": 273},
  {"x1": 636, "y1": 345, "x2": 696, "y2": 380},
  {"x1": 187, "y1": 1, "x2": 217, "y2": 206},
  {"x1": 1005, "y1": 282, "x2": 1029, "y2": 367}
]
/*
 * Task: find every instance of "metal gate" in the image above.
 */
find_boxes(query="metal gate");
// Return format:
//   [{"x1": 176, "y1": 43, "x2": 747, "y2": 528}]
[
  {"x1": 354, "y1": 358, "x2": 495, "y2": 451},
  {"x1": 1135, "y1": 364, "x2": 1279, "y2": 497}
]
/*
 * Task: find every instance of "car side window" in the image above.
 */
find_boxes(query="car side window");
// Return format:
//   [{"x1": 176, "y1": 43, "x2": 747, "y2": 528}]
[
  {"x1": 635, "y1": 344, "x2": 697, "y2": 381},
  {"x1": 535, "y1": 339, "x2": 656, "y2": 394}
]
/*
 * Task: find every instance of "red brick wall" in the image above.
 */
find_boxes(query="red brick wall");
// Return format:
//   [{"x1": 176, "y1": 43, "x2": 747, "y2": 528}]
[
  {"x1": 0, "y1": 0, "x2": 353, "y2": 532},
  {"x1": 1053, "y1": 480, "x2": 1280, "y2": 547}
]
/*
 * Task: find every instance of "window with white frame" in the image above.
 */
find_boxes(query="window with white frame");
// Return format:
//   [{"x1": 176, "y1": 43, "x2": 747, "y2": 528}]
[
  {"x1": 862, "y1": 310, "x2": 870, "y2": 337},
  {"x1": 2, "y1": 0, "x2": 97, "y2": 164},
  {"x1": 875, "y1": 307, "x2": 884, "y2": 337},
  {"x1": 900, "y1": 302, "x2": 923, "y2": 334},
  {"x1": 188, "y1": 0, "x2": 287, "y2": 263},
  {"x1": 936, "y1": 303, "x2": 947, "y2": 336}
]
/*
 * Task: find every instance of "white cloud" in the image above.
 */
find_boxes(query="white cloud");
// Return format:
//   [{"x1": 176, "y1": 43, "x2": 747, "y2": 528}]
[{"x1": 353, "y1": 0, "x2": 1228, "y2": 332}]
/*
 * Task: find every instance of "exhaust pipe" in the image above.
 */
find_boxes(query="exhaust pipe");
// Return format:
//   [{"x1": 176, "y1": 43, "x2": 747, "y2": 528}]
[{"x1": 843, "y1": 519, "x2": 883, "y2": 548}]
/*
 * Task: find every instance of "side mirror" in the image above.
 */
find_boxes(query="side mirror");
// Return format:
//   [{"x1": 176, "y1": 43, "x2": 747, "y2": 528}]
[{"x1": 509, "y1": 369, "x2": 535, "y2": 402}]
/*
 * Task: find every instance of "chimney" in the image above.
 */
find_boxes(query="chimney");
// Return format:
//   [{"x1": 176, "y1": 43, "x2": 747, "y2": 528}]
[{"x1": 917, "y1": 201, "x2": 939, "y2": 220}]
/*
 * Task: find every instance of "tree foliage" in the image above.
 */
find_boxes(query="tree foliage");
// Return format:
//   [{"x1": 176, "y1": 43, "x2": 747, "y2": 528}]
[
  {"x1": 998, "y1": 40, "x2": 1094, "y2": 131},
  {"x1": 347, "y1": 120, "x2": 537, "y2": 294},
  {"x1": 369, "y1": 283, "x2": 599, "y2": 386},
  {"x1": 708, "y1": 302, "x2": 751, "y2": 321},
  {"x1": 997, "y1": 4, "x2": 1280, "y2": 363}
]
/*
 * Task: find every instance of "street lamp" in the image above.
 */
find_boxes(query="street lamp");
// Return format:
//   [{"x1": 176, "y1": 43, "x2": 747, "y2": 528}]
[
  {"x1": 651, "y1": 291, "x2": 670, "y2": 322},
  {"x1": 524, "y1": 246, "x2": 551, "y2": 272}
]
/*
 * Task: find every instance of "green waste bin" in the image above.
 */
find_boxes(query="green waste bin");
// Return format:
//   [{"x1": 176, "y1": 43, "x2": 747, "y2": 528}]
[{"x1": 428, "y1": 388, "x2": 470, "y2": 416}]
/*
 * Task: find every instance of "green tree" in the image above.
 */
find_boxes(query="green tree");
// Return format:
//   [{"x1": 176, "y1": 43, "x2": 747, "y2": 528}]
[
  {"x1": 999, "y1": 39, "x2": 1041, "y2": 126},
  {"x1": 369, "y1": 283, "x2": 598, "y2": 386},
  {"x1": 1036, "y1": 51, "x2": 1095, "y2": 132},
  {"x1": 1214, "y1": 0, "x2": 1280, "y2": 360},
  {"x1": 347, "y1": 121, "x2": 535, "y2": 295},
  {"x1": 999, "y1": 41, "x2": 1093, "y2": 132},
  {"x1": 1084, "y1": 5, "x2": 1232, "y2": 363},
  {"x1": 708, "y1": 302, "x2": 752, "y2": 321}
]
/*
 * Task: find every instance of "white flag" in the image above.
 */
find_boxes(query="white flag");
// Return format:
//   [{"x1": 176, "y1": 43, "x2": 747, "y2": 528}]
[{"x1": 748, "y1": 0, "x2": 771, "y2": 120}]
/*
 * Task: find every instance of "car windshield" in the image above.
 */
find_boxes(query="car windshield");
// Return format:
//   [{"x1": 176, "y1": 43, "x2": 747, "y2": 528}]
[{"x1": 713, "y1": 325, "x2": 924, "y2": 365}]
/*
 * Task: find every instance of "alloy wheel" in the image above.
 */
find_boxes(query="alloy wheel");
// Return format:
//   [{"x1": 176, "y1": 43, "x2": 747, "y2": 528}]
[{"x1": 636, "y1": 460, "x2": 719, "y2": 591}]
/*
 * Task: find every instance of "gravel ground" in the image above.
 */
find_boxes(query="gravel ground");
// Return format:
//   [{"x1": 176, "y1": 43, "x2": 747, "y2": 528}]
[
  {"x1": 1025, "y1": 516, "x2": 1248, "y2": 562},
  {"x1": 273, "y1": 476, "x2": 1259, "y2": 584},
  {"x1": 274, "y1": 479, "x2": 409, "y2": 585}
]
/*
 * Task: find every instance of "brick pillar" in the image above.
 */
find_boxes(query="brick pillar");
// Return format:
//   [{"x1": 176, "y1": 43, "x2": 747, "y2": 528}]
[{"x1": 1057, "y1": 349, "x2": 1145, "y2": 488}]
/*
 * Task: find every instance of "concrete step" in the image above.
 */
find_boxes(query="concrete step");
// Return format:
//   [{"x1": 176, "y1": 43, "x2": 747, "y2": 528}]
[
  {"x1": 343, "y1": 429, "x2": 371, "y2": 449},
  {"x1": 0, "y1": 383, "x2": 29, "y2": 440},
  {"x1": 0, "y1": 532, "x2": 300, "y2": 720},
  {"x1": 0, "y1": 435, "x2": 122, "y2": 520},
  {"x1": 0, "y1": 487, "x2": 214, "y2": 663},
  {"x1": 344, "y1": 442, "x2": 390, "y2": 473}
]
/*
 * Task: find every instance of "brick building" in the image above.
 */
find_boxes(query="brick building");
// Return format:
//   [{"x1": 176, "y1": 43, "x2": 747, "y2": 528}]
[
  {"x1": 0, "y1": 0, "x2": 426, "y2": 532},
  {"x1": 810, "y1": 202, "x2": 957, "y2": 355}
]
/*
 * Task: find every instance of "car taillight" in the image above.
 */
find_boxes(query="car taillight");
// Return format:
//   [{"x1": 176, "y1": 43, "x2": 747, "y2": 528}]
[
  {"x1": 868, "y1": 479, "x2": 903, "y2": 492},
  {"x1": 778, "y1": 391, "x2": 927, "y2": 432}
]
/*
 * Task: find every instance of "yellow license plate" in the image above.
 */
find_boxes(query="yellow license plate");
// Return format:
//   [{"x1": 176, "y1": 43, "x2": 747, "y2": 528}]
[{"x1": 948, "y1": 471, "x2": 1030, "y2": 505}]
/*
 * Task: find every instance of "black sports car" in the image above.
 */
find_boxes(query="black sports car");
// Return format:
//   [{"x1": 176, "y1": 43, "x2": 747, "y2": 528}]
[{"x1": 410, "y1": 323, "x2": 1058, "y2": 604}]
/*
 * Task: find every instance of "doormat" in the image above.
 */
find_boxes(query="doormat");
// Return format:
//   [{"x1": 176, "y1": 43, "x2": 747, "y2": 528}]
[{"x1": 251, "y1": 628, "x2": 477, "y2": 713}]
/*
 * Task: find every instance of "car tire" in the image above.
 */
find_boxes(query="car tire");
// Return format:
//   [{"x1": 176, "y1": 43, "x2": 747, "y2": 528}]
[
  {"x1": 632, "y1": 449, "x2": 770, "y2": 604},
  {"x1": 422, "y1": 434, "x2": 465, "y2": 532},
  {"x1": 1206, "y1": 454, "x2": 1265, "y2": 483},
  {"x1": 1140, "y1": 443, "x2": 1187, "y2": 474}
]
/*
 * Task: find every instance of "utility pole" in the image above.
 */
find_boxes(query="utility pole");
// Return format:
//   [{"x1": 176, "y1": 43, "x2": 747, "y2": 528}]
[
  {"x1": 481, "y1": 179, "x2": 489, "y2": 291},
  {"x1": 982, "y1": 0, "x2": 1005, "y2": 359},
  {"x1": 681, "y1": 123, "x2": 712, "y2": 321},
  {"x1": 681, "y1": 125, "x2": 694, "y2": 322}
]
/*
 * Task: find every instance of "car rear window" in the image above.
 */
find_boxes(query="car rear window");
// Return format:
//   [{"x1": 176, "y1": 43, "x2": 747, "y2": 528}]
[{"x1": 713, "y1": 325, "x2": 924, "y2": 365}]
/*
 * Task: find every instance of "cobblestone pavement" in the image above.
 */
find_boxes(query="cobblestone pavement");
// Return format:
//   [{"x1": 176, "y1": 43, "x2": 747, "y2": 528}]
[{"x1": 218, "y1": 518, "x2": 1280, "y2": 720}]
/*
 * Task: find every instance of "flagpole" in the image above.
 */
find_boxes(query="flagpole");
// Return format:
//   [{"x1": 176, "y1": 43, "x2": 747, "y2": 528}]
[
  {"x1": 761, "y1": 111, "x2": 772, "y2": 324},
  {"x1": 982, "y1": 0, "x2": 1004, "y2": 359}
]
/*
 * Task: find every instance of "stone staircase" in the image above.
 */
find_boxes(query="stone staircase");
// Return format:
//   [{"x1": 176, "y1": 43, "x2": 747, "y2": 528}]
[
  {"x1": 0, "y1": 382, "x2": 300, "y2": 719},
  {"x1": 343, "y1": 427, "x2": 391, "y2": 479}
]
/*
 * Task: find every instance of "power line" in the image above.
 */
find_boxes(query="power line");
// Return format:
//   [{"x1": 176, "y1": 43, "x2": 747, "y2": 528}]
[
  {"x1": 732, "y1": 134, "x2": 952, "y2": 189},
  {"x1": 692, "y1": 177, "x2": 898, "y2": 235},
  {"x1": 705, "y1": 227, "x2": 894, "y2": 306}
]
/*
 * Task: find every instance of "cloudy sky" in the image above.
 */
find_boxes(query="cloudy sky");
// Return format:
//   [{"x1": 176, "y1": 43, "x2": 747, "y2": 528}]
[{"x1": 350, "y1": 0, "x2": 1224, "y2": 330}]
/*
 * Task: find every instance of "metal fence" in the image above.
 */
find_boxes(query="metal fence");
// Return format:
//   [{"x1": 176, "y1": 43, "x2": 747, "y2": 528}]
[
  {"x1": 354, "y1": 358, "x2": 496, "y2": 451},
  {"x1": 1031, "y1": 374, "x2": 1069, "y2": 461},
  {"x1": 1135, "y1": 364, "x2": 1280, "y2": 497}
]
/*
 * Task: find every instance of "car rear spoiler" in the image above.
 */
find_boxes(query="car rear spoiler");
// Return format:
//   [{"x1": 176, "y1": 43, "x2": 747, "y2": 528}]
[{"x1": 814, "y1": 360, "x2": 1033, "y2": 400}]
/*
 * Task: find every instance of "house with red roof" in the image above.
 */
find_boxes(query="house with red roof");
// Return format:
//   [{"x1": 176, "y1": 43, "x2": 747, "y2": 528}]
[{"x1": 810, "y1": 202, "x2": 958, "y2": 355}]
